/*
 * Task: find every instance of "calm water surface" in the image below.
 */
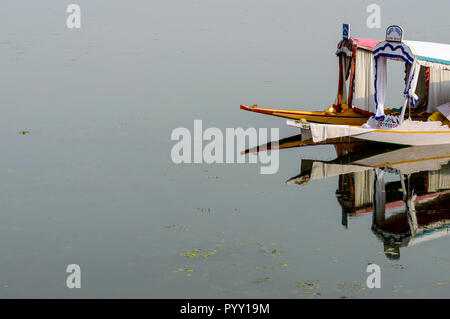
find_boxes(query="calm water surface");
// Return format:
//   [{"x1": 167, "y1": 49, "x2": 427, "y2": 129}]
[{"x1": 0, "y1": 0, "x2": 449, "y2": 298}]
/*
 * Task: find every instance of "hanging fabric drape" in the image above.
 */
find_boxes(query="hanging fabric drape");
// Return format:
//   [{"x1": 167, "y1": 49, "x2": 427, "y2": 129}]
[
  {"x1": 353, "y1": 49, "x2": 376, "y2": 112},
  {"x1": 404, "y1": 61, "x2": 421, "y2": 107},
  {"x1": 400, "y1": 60, "x2": 421, "y2": 121},
  {"x1": 427, "y1": 68, "x2": 450, "y2": 113},
  {"x1": 336, "y1": 54, "x2": 352, "y2": 107},
  {"x1": 374, "y1": 57, "x2": 387, "y2": 119},
  {"x1": 405, "y1": 64, "x2": 429, "y2": 113}
]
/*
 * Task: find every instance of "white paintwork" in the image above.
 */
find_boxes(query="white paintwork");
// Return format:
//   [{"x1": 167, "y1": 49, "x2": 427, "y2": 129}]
[
  {"x1": 352, "y1": 120, "x2": 450, "y2": 146},
  {"x1": 301, "y1": 119, "x2": 450, "y2": 146},
  {"x1": 353, "y1": 131, "x2": 450, "y2": 145}
]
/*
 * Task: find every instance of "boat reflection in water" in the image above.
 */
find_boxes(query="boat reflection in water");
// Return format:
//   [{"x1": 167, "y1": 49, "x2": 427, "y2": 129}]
[{"x1": 245, "y1": 136, "x2": 450, "y2": 260}]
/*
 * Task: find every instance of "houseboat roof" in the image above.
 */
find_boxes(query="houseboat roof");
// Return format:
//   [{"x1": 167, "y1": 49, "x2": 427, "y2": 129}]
[
  {"x1": 336, "y1": 37, "x2": 382, "y2": 56},
  {"x1": 374, "y1": 39, "x2": 450, "y2": 69}
]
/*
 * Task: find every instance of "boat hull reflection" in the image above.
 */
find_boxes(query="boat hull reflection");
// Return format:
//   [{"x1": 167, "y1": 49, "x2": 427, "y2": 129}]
[
  {"x1": 289, "y1": 143, "x2": 450, "y2": 259},
  {"x1": 244, "y1": 131, "x2": 450, "y2": 259}
]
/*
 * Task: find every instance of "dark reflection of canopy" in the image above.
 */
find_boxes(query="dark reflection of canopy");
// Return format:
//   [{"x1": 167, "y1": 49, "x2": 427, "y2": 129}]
[
  {"x1": 293, "y1": 143, "x2": 450, "y2": 260},
  {"x1": 244, "y1": 134, "x2": 450, "y2": 260}
]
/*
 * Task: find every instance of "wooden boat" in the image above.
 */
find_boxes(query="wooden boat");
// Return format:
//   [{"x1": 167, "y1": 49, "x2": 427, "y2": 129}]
[
  {"x1": 294, "y1": 26, "x2": 450, "y2": 146},
  {"x1": 240, "y1": 104, "x2": 372, "y2": 126},
  {"x1": 240, "y1": 24, "x2": 429, "y2": 125}
]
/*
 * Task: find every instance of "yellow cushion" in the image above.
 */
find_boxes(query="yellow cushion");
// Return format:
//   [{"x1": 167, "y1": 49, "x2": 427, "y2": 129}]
[{"x1": 429, "y1": 112, "x2": 450, "y2": 126}]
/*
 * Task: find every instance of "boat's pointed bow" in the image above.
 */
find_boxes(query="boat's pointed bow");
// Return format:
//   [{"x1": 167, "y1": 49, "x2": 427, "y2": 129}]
[{"x1": 240, "y1": 105, "x2": 249, "y2": 110}]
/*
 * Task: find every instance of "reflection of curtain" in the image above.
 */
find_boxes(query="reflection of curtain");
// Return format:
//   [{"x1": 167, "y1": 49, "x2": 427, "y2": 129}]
[
  {"x1": 427, "y1": 68, "x2": 450, "y2": 114},
  {"x1": 354, "y1": 170, "x2": 374, "y2": 207},
  {"x1": 375, "y1": 57, "x2": 387, "y2": 119},
  {"x1": 428, "y1": 164, "x2": 450, "y2": 192},
  {"x1": 353, "y1": 49, "x2": 375, "y2": 112},
  {"x1": 373, "y1": 169, "x2": 386, "y2": 225}
]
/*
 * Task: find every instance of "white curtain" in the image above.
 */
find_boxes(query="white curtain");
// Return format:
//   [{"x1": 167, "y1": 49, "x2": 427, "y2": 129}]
[
  {"x1": 427, "y1": 68, "x2": 450, "y2": 114},
  {"x1": 375, "y1": 57, "x2": 387, "y2": 119},
  {"x1": 400, "y1": 61, "x2": 421, "y2": 121},
  {"x1": 353, "y1": 49, "x2": 376, "y2": 112},
  {"x1": 406, "y1": 62, "x2": 421, "y2": 106}
]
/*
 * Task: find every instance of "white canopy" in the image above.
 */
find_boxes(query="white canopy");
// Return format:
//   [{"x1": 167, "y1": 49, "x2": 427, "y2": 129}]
[
  {"x1": 373, "y1": 39, "x2": 450, "y2": 118},
  {"x1": 404, "y1": 40, "x2": 450, "y2": 70},
  {"x1": 373, "y1": 40, "x2": 450, "y2": 70}
]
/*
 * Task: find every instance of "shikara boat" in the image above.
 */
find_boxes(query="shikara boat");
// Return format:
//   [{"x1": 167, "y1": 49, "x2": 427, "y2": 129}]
[
  {"x1": 295, "y1": 26, "x2": 450, "y2": 146},
  {"x1": 240, "y1": 24, "x2": 429, "y2": 125}
]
